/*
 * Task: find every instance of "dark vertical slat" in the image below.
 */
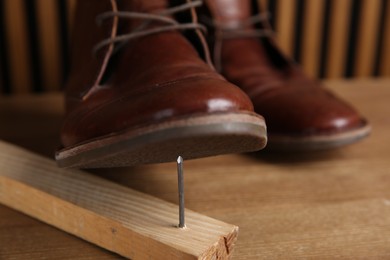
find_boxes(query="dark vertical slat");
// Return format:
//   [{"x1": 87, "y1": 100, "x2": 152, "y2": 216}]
[
  {"x1": 268, "y1": 0, "x2": 278, "y2": 28},
  {"x1": 344, "y1": 0, "x2": 362, "y2": 78},
  {"x1": 0, "y1": 59, "x2": 3, "y2": 94},
  {"x1": 23, "y1": 0, "x2": 43, "y2": 92},
  {"x1": 373, "y1": 0, "x2": 387, "y2": 77},
  {"x1": 0, "y1": 0, "x2": 12, "y2": 94},
  {"x1": 57, "y1": 0, "x2": 70, "y2": 86},
  {"x1": 293, "y1": 0, "x2": 305, "y2": 63},
  {"x1": 318, "y1": 0, "x2": 332, "y2": 78}
]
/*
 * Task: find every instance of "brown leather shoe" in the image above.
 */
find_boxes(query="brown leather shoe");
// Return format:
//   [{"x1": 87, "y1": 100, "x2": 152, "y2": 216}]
[
  {"x1": 203, "y1": 0, "x2": 370, "y2": 151},
  {"x1": 55, "y1": 0, "x2": 267, "y2": 168}
]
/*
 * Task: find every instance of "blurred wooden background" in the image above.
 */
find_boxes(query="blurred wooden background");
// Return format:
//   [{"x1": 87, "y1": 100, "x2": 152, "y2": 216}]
[{"x1": 0, "y1": 0, "x2": 389, "y2": 94}]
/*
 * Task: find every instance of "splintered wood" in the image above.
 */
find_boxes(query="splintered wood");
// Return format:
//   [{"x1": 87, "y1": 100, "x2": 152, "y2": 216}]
[{"x1": 0, "y1": 141, "x2": 238, "y2": 259}]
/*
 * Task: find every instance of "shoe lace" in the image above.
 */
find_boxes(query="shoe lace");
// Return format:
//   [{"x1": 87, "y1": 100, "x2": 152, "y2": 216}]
[
  {"x1": 203, "y1": 12, "x2": 274, "y2": 72},
  {"x1": 83, "y1": 0, "x2": 212, "y2": 100}
]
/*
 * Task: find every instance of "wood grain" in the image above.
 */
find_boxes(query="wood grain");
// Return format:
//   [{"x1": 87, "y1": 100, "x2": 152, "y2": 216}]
[
  {"x1": 0, "y1": 141, "x2": 238, "y2": 259},
  {"x1": 326, "y1": 0, "x2": 353, "y2": 78},
  {"x1": 36, "y1": 0, "x2": 62, "y2": 92},
  {"x1": 1, "y1": 79, "x2": 390, "y2": 259},
  {"x1": 380, "y1": 0, "x2": 390, "y2": 77},
  {"x1": 354, "y1": 0, "x2": 382, "y2": 77},
  {"x1": 66, "y1": 0, "x2": 77, "y2": 40},
  {"x1": 301, "y1": 0, "x2": 326, "y2": 78},
  {"x1": 3, "y1": 0, "x2": 32, "y2": 93},
  {"x1": 274, "y1": 0, "x2": 296, "y2": 56}
]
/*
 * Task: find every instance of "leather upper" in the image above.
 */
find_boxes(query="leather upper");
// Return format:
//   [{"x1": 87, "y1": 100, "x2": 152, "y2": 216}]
[
  {"x1": 204, "y1": 0, "x2": 366, "y2": 136},
  {"x1": 61, "y1": 0, "x2": 255, "y2": 147},
  {"x1": 205, "y1": 0, "x2": 252, "y2": 28}
]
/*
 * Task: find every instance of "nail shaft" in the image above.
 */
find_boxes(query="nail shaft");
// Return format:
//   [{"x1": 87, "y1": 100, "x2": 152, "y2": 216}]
[{"x1": 177, "y1": 156, "x2": 185, "y2": 228}]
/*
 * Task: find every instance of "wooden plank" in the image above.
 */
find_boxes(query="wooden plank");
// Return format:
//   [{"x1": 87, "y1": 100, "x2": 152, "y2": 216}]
[
  {"x1": 3, "y1": 0, "x2": 32, "y2": 93},
  {"x1": 275, "y1": 0, "x2": 296, "y2": 56},
  {"x1": 379, "y1": 0, "x2": 390, "y2": 76},
  {"x1": 354, "y1": 0, "x2": 382, "y2": 77},
  {"x1": 0, "y1": 204, "x2": 121, "y2": 259},
  {"x1": 0, "y1": 141, "x2": 238, "y2": 259},
  {"x1": 326, "y1": 0, "x2": 353, "y2": 78},
  {"x1": 301, "y1": 0, "x2": 326, "y2": 78},
  {"x1": 36, "y1": 0, "x2": 62, "y2": 92}
]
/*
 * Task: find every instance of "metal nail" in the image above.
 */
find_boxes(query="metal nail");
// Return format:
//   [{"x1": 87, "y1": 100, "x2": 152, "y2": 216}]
[{"x1": 177, "y1": 156, "x2": 185, "y2": 228}]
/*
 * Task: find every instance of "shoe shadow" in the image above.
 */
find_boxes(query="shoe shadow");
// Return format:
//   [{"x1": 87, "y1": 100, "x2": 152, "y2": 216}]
[
  {"x1": 245, "y1": 146, "x2": 350, "y2": 166},
  {"x1": 90, "y1": 162, "x2": 179, "y2": 204}
]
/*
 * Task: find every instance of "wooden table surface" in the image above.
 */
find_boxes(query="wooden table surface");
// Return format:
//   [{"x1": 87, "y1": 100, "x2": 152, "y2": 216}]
[{"x1": 0, "y1": 79, "x2": 389, "y2": 259}]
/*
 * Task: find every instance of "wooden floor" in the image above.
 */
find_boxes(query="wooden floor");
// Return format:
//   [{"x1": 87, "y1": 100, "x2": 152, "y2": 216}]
[{"x1": 0, "y1": 79, "x2": 390, "y2": 259}]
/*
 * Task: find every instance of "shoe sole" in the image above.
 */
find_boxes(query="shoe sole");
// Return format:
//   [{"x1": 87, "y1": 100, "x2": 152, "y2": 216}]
[
  {"x1": 56, "y1": 112, "x2": 267, "y2": 168},
  {"x1": 266, "y1": 123, "x2": 371, "y2": 151}
]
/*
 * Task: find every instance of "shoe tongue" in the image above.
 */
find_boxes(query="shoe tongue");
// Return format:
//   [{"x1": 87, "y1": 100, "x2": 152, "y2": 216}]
[
  {"x1": 122, "y1": 0, "x2": 168, "y2": 13},
  {"x1": 205, "y1": 0, "x2": 252, "y2": 28},
  {"x1": 117, "y1": 0, "x2": 171, "y2": 31}
]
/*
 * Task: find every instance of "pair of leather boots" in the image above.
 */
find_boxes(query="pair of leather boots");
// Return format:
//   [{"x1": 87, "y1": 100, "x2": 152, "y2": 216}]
[{"x1": 56, "y1": 0, "x2": 370, "y2": 168}]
